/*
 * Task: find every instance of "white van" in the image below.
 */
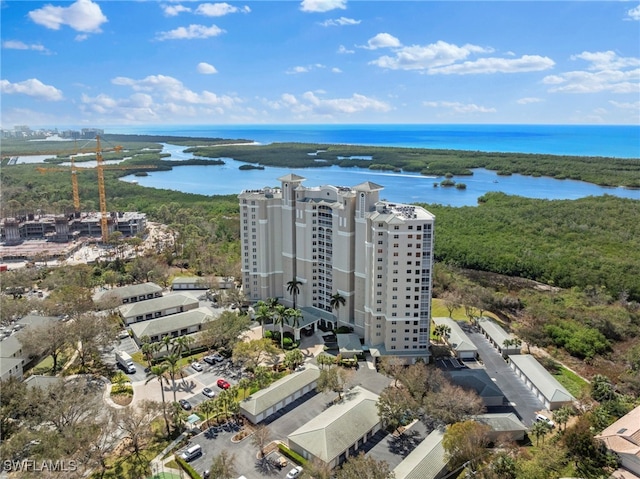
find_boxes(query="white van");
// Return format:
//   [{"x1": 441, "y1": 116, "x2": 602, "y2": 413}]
[{"x1": 180, "y1": 444, "x2": 202, "y2": 462}]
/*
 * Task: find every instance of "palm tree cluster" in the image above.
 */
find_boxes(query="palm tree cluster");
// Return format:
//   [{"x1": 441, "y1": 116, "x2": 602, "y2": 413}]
[
  {"x1": 143, "y1": 334, "x2": 195, "y2": 436},
  {"x1": 254, "y1": 297, "x2": 303, "y2": 349}
]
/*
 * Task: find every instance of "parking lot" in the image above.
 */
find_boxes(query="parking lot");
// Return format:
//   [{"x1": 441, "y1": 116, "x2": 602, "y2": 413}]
[{"x1": 178, "y1": 360, "x2": 395, "y2": 479}]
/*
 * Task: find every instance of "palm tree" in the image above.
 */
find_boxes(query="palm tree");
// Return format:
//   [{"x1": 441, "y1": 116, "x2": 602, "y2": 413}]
[
  {"x1": 173, "y1": 335, "x2": 194, "y2": 357},
  {"x1": 161, "y1": 334, "x2": 174, "y2": 354},
  {"x1": 145, "y1": 363, "x2": 171, "y2": 437},
  {"x1": 140, "y1": 341, "x2": 155, "y2": 369},
  {"x1": 199, "y1": 398, "x2": 217, "y2": 428},
  {"x1": 552, "y1": 405, "x2": 573, "y2": 432},
  {"x1": 162, "y1": 352, "x2": 181, "y2": 404},
  {"x1": 433, "y1": 324, "x2": 451, "y2": 344},
  {"x1": 266, "y1": 297, "x2": 280, "y2": 309},
  {"x1": 330, "y1": 292, "x2": 346, "y2": 326},
  {"x1": 238, "y1": 377, "x2": 252, "y2": 400},
  {"x1": 273, "y1": 304, "x2": 288, "y2": 349},
  {"x1": 287, "y1": 307, "x2": 303, "y2": 342},
  {"x1": 254, "y1": 303, "x2": 272, "y2": 339},
  {"x1": 530, "y1": 420, "x2": 552, "y2": 446},
  {"x1": 286, "y1": 279, "x2": 302, "y2": 309}
]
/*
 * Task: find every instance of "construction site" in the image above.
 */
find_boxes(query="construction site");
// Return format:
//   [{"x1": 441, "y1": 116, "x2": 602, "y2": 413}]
[{"x1": 1, "y1": 135, "x2": 149, "y2": 265}]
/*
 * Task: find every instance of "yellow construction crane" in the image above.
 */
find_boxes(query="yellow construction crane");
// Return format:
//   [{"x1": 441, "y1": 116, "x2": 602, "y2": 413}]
[{"x1": 36, "y1": 136, "x2": 157, "y2": 242}]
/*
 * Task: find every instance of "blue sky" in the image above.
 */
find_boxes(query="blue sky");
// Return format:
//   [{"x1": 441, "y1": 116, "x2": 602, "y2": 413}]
[{"x1": 1, "y1": 0, "x2": 639, "y2": 127}]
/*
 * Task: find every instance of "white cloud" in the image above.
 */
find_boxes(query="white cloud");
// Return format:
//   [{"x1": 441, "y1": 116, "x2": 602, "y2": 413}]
[
  {"x1": 28, "y1": 0, "x2": 107, "y2": 33},
  {"x1": 423, "y1": 101, "x2": 496, "y2": 114},
  {"x1": 429, "y1": 55, "x2": 555, "y2": 75},
  {"x1": 197, "y1": 62, "x2": 218, "y2": 74},
  {"x1": 269, "y1": 91, "x2": 390, "y2": 117},
  {"x1": 163, "y1": 4, "x2": 192, "y2": 17},
  {"x1": 362, "y1": 33, "x2": 401, "y2": 50},
  {"x1": 300, "y1": 0, "x2": 347, "y2": 13},
  {"x1": 156, "y1": 24, "x2": 225, "y2": 40},
  {"x1": 0, "y1": 78, "x2": 63, "y2": 100},
  {"x1": 2, "y1": 40, "x2": 49, "y2": 53},
  {"x1": 337, "y1": 45, "x2": 354, "y2": 54},
  {"x1": 609, "y1": 100, "x2": 640, "y2": 110},
  {"x1": 571, "y1": 51, "x2": 640, "y2": 71},
  {"x1": 195, "y1": 3, "x2": 251, "y2": 17},
  {"x1": 370, "y1": 40, "x2": 490, "y2": 70},
  {"x1": 627, "y1": 4, "x2": 640, "y2": 20},
  {"x1": 543, "y1": 51, "x2": 640, "y2": 94},
  {"x1": 111, "y1": 74, "x2": 238, "y2": 108},
  {"x1": 288, "y1": 66, "x2": 309, "y2": 74},
  {"x1": 286, "y1": 64, "x2": 327, "y2": 74},
  {"x1": 319, "y1": 17, "x2": 360, "y2": 27},
  {"x1": 331, "y1": 67, "x2": 342, "y2": 73},
  {"x1": 517, "y1": 97, "x2": 543, "y2": 104}
]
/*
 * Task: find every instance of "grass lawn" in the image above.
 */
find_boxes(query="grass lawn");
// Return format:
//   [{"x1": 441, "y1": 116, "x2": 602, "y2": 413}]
[
  {"x1": 431, "y1": 298, "x2": 501, "y2": 322},
  {"x1": 553, "y1": 366, "x2": 590, "y2": 397}
]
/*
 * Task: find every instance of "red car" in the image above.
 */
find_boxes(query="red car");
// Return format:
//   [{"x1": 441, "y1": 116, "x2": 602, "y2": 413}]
[{"x1": 217, "y1": 378, "x2": 230, "y2": 389}]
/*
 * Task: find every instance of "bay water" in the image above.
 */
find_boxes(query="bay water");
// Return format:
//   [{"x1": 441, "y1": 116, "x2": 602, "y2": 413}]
[{"x1": 116, "y1": 124, "x2": 640, "y2": 207}]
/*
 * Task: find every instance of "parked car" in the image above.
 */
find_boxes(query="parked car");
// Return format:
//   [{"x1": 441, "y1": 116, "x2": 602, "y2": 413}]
[
  {"x1": 203, "y1": 355, "x2": 216, "y2": 365},
  {"x1": 179, "y1": 399, "x2": 192, "y2": 410},
  {"x1": 535, "y1": 413, "x2": 555, "y2": 427},
  {"x1": 202, "y1": 387, "x2": 215, "y2": 398},
  {"x1": 211, "y1": 353, "x2": 225, "y2": 362},
  {"x1": 191, "y1": 362, "x2": 203, "y2": 372},
  {"x1": 286, "y1": 466, "x2": 303, "y2": 479},
  {"x1": 217, "y1": 378, "x2": 230, "y2": 389},
  {"x1": 180, "y1": 444, "x2": 201, "y2": 462},
  {"x1": 118, "y1": 330, "x2": 130, "y2": 340}
]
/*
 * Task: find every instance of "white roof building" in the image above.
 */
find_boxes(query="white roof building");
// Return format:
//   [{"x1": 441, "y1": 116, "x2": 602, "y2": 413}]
[
  {"x1": 393, "y1": 429, "x2": 447, "y2": 479},
  {"x1": 508, "y1": 354, "x2": 575, "y2": 410},
  {"x1": 287, "y1": 386, "x2": 381, "y2": 468}
]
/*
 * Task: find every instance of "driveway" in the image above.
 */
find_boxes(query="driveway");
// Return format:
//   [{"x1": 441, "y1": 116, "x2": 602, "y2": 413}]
[{"x1": 461, "y1": 321, "x2": 544, "y2": 426}]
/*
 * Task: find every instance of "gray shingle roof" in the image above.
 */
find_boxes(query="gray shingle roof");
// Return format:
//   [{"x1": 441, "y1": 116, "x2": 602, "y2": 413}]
[
  {"x1": 129, "y1": 307, "x2": 213, "y2": 339},
  {"x1": 119, "y1": 293, "x2": 198, "y2": 318},
  {"x1": 509, "y1": 354, "x2": 575, "y2": 403},
  {"x1": 474, "y1": 413, "x2": 528, "y2": 433},
  {"x1": 240, "y1": 364, "x2": 320, "y2": 417},
  {"x1": 287, "y1": 386, "x2": 380, "y2": 463},
  {"x1": 95, "y1": 282, "x2": 162, "y2": 302},
  {"x1": 432, "y1": 317, "x2": 477, "y2": 353},
  {"x1": 393, "y1": 429, "x2": 446, "y2": 479},
  {"x1": 447, "y1": 369, "x2": 503, "y2": 399},
  {"x1": 477, "y1": 317, "x2": 513, "y2": 347}
]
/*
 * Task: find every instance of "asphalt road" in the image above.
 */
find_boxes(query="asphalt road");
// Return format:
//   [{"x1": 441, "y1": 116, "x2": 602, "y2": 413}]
[{"x1": 460, "y1": 321, "x2": 545, "y2": 426}]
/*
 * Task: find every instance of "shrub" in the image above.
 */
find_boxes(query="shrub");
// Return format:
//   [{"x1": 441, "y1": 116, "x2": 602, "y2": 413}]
[
  {"x1": 175, "y1": 456, "x2": 202, "y2": 479},
  {"x1": 278, "y1": 443, "x2": 307, "y2": 466},
  {"x1": 336, "y1": 326, "x2": 353, "y2": 334},
  {"x1": 264, "y1": 330, "x2": 273, "y2": 339},
  {"x1": 283, "y1": 337, "x2": 293, "y2": 348}
]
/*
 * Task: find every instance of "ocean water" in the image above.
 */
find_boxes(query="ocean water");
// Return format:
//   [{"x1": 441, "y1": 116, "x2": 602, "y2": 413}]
[{"x1": 112, "y1": 124, "x2": 640, "y2": 159}]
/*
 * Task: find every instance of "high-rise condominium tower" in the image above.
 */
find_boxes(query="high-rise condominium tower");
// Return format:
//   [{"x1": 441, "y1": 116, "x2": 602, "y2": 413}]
[{"x1": 239, "y1": 174, "x2": 435, "y2": 361}]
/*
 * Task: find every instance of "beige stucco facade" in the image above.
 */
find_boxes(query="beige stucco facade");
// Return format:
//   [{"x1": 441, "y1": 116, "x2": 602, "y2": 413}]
[{"x1": 239, "y1": 174, "x2": 435, "y2": 361}]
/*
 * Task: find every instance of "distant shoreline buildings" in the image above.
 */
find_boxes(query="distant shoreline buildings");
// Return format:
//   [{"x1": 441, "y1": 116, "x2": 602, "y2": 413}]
[
  {"x1": 1, "y1": 125, "x2": 104, "y2": 140},
  {"x1": 239, "y1": 174, "x2": 435, "y2": 361}
]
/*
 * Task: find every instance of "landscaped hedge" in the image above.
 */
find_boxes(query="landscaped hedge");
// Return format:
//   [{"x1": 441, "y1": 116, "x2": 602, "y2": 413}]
[
  {"x1": 278, "y1": 443, "x2": 307, "y2": 465},
  {"x1": 175, "y1": 456, "x2": 202, "y2": 479}
]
